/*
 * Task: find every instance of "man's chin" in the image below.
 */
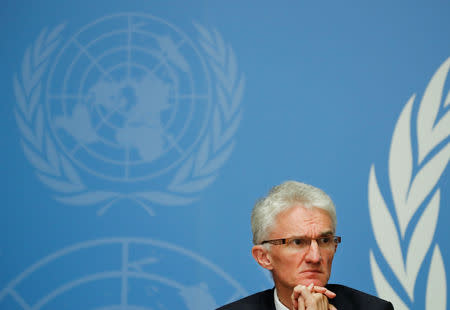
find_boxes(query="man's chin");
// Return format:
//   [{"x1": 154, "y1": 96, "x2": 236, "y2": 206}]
[{"x1": 298, "y1": 275, "x2": 327, "y2": 287}]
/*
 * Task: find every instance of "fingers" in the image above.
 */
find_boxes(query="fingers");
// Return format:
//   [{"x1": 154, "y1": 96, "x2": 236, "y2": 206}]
[
  {"x1": 291, "y1": 284, "x2": 335, "y2": 310},
  {"x1": 311, "y1": 285, "x2": 336, "y2": 299},
  {"x1": 292, "y1": 285, "x2": 311, "y2": 310},
  {"x1": 297, "y1": 294, "x2": 305, "y2": 310}
]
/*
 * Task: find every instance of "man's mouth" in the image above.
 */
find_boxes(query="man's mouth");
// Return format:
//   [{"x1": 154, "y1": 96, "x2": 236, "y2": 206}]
[{"x1": 301, "y1": 270, "x2": 322, "y2": 275}]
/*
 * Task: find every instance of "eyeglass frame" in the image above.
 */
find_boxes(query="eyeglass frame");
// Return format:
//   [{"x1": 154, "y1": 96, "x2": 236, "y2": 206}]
[{"x1": 260, "y1": 235, "x2": 342, "y2": 249}]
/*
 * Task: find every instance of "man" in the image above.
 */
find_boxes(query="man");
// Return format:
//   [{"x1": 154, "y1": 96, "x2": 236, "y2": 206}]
[{"x1": 217, "y1": 181, "x2": 394, "y2": 310}]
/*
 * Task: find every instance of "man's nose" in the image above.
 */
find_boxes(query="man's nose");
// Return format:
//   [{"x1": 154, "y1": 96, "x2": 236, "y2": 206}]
[{"x1": 304, "y1": 240, "x2": 321, "y2": 263}]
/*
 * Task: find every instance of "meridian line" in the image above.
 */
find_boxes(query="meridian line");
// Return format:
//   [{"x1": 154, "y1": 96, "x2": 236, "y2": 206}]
[
  {"x1": 125, "y1": 142, "x2": 130, "y2": 180},
  {"x1": 8, "y1": 289, "x2": 31, "y2": 310},
  {"x1": 127, "y1": 16, "x2": 132, "y2": 82},
  {"x1": 150, "y1": 38, "x2": 188, "y2": 75},
  {"x1": 72, "y1": 39, "x2": 113, "y2": 82},
  {"x1": 121, "y1": 242, "x2": 129, "y2": 306}
]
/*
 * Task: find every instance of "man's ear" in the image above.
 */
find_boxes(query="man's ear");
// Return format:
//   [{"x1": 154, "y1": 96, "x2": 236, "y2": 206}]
[{"x1": 252, "y1": 245, "x2": 273, "y2": 270}]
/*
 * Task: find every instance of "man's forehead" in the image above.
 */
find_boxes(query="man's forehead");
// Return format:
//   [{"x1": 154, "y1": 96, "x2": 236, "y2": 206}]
[
  {"x1": 271, "y1": 205, "x2": 335, "y2": 235},
  {"x1": 280, "y1": 204, "x2": 332, "y2": 219}
]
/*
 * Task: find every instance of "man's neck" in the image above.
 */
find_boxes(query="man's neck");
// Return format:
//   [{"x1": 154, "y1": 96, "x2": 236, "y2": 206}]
[
  {"x1": 274, "y1": 284, "x2": 293, "y2": 309},
  {"x1": 274, "y1": 288, "x2": 290, "y2": 310}
]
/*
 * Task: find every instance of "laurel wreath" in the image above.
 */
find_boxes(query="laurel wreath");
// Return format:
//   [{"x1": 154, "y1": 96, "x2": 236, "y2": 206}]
[
  {"x1": 14, "y1": 20, "x2": 244, "y2": 215},
  {"x1": 368, "y1": 58, "x2": 450, "y2": 309}
]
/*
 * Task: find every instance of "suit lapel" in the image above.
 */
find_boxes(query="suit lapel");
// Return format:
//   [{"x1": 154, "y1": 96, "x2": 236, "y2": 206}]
[{"x1": 259, "y1": 288, "x2": 276, "y2": 310}]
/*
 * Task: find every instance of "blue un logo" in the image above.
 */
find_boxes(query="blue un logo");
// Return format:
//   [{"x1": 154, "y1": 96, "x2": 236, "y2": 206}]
[
  {"x1": 14, "y1": 13, "x2": 245, "y2": 214},
  {"x1": 0, "y1": 238, "x2": 247, "y2": 309}
]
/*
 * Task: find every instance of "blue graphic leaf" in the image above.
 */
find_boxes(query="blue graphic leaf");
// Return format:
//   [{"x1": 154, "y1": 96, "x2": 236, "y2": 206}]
[
  {"x1": 34, "y1": 106, "x2": 44, "y2": 151},
  {"x1": 28, "y1": 83, "x2": 41, "y2": 123},
  {"x1": 21, "y1": 47, "x2": 32, "y2": 94},
  {"x1": 22, "y1": 142, "x2": 57, "y2": 175},
  {"x1": 368, "y1": 166, "x2": 406, "y2": 288},
  {"x1": 37, "y1": 173, "x2": 84, "y2": 193},
  {"x1": 13, "y1": 75, "x2": 27, "y2": 117},
  {"x1": 15, "y1": 111, "x2": 40, "y2": 151},
  {"x1": 426, "y1": 245, "x2": 447, "y2": 310},
  {"x1": 195, "y1": 134, "x2": 210, "y2": 172},
  {"x1": 407, "y1": 144, "x2": 450, "y2": 217},
  {"x1": 211, "y1": 62, "x2": 230, "y2": 93},
  {"x1": 389, "y1": 95, "x2": 414, "y2": 236},
  {"x1": 55, "y1": 191, "x2": 118, "y2": 205},
  {"x1": 28, "y1": 64, "x2": 47, "y2": 102},
  {"x1": 213, "y1": 29, "x2": 226, "y2": 64},
  {"x1": 216, "y1": 111, "x2": 242, "y2": 151},
  {"x1": 370, "y1": 251, "x2": 408, "y2": 310},
  {"x1": 136, "y1": 192, "x2": 196, "y2": 206},
  {"x1": 227, "y1": 46, "x2": 237, "y2": 86},
  {"x1": 45, "y1": 23, "x2": 65, "y2": 45},
  {"x1": 170, "y1": 157, "x2": 194, "y2": 188},
  {"x1": 60, "y1": 156, "x2": 83, "y2": 186},
  {"x1": 198, "y1": 143, "x2": 234, "y2": 176},
  {"x1": 33, "y1": 27, "x2": 47, "y2": 67},
  {"x1": 417, "y1": 57, "x2": 450, "y2": 162},
  {"x1": 169, "y1": 176, "x2": 217, "y2": 193},
  {"x1": 212, "y1": 107, "x2": 222, "y2": 152},
  {"x1": 45, "y1": 135, "x2": 60, "y2": 175},
  {"x1": 217, "y1": 84, "x2": 229, "y2": 120},
  {"x1": 231, "y1": 77, "x2": 245, "y2": 115},
  {"x1": 406, "y1": 190, "x2": 440, "y2": 289},
  {"x1": 39, "y1": 41, "x2": 59, "y2": 63},
  {"x1": 199, "y1": 41, "x2": 221, "y2": 64},
  {"x1": 193, "y1": 22, "x2": 213, "y2": 45}
]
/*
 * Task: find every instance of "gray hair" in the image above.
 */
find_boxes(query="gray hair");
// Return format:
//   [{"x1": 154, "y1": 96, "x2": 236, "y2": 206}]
[{"x1": 251, "y1": 181, "x2": 337, "y2": 245}]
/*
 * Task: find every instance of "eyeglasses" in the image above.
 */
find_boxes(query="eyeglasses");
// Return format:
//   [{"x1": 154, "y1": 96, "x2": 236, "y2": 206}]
[{"x1": 261, "y1": 235, "x2": 341, "y2": 251}]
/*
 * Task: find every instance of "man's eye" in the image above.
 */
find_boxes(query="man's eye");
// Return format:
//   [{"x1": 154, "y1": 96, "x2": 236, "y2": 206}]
[
  {"x1": 291, "y1": 238, "x2": 307, "y2": 246},
  {"x1": 319, "y1": 237, "x2": 332, "y2": 245}
]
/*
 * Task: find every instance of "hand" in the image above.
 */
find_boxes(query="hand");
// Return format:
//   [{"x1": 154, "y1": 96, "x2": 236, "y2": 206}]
[{"x1": 291, "y1": 284, "x2": 337, "y2": 310}]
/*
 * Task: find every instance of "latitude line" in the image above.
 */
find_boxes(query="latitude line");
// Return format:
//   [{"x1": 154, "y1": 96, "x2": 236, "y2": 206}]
[
  {"x1": 8, "y1": 289, "x2": 32, "y2": 310},
  {"x1": 127, "y1": 15, "x2": 132, "y2": 82},
  {"x1": 48, "y1": 94, "x2": 89, "y2": 100},
  {"x1": 72, "y1": 38, "x2": 114, "y2": 82},
  {"x1": 149, "y1": 38, "x2": 188, "y2": 75},
  {"x1": 170, "y1": 94, "x2": 209, "y2": 100},
  {"x1": 121, "y1": 242, "x2": 129, "y2": 307}
]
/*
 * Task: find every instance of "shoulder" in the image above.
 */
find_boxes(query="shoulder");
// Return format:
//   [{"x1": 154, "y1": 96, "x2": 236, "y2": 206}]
[
  {"x1": 326, "y1": 284, "x2": 394, "y2": 309},
  {"x1": 216, "y1": 289, "x2": 274, "y2": 310}
]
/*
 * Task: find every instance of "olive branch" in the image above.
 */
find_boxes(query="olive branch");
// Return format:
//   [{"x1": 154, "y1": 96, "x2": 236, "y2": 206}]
[{"x1": 368, "y1": 58, "x2": 450, "y2": 309}]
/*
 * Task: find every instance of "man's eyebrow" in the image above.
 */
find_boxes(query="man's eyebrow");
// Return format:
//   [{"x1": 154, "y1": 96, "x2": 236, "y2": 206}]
[
  {"x1": 320, "y1": 231, "x2": 334, "y2": 236},
  {"x1": 288, "y1": 231, "x2": 334, "y2": 238}
]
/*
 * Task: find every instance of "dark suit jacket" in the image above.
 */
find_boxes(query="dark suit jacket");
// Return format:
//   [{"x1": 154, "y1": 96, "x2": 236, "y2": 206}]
[{"x1": 216, "y1": 284, "x2": 394, "y2": 309}]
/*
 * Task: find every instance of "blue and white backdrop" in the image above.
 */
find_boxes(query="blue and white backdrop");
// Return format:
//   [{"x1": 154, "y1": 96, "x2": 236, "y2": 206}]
[{"x1": 1, "y1": 2, "x2": 449, "y2": 309}]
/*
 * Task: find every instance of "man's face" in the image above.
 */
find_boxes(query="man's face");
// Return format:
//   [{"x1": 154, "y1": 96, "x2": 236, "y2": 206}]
[{"x1": 258, "y1": 205, "x2": 336, "y2": 291}]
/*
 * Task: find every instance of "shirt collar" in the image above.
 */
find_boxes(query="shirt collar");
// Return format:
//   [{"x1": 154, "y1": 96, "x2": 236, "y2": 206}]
[{"x1": 274, "y1": 288, "x2": 289, "y2": 310}]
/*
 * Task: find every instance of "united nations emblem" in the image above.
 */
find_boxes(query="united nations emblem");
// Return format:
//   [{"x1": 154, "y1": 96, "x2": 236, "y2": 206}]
[
  {"x1": 0, "y1": 238, "x2": 247, "y2": 309},
  {"x1": 14, "y1": 14, "x2": 244, "y2": 214}
]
